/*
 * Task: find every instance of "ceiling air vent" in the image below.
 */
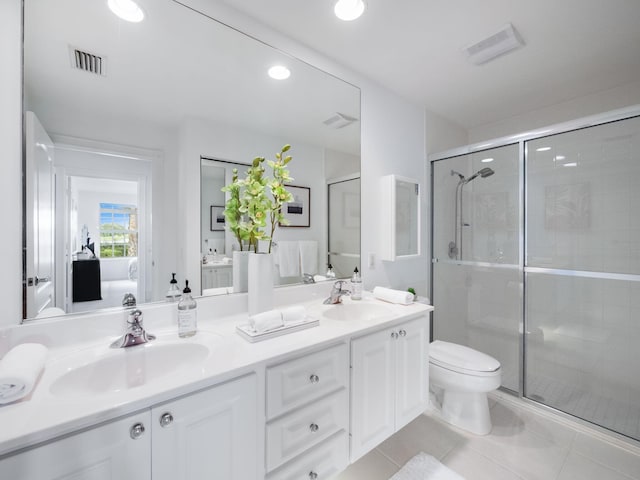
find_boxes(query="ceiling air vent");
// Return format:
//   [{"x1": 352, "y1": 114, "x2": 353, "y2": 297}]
[
  {"x1": 323, "y1": 112, "x2": 358, "y2": 129},
  {"x1": 464, "y1": 23, "x2": 524, "y2": 65},
  {"x1": 69, "y1": 46, "x2": 106, "y2": 76}
]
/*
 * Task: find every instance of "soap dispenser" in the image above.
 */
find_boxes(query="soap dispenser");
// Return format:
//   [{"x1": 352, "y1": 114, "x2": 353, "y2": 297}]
[
  {"x1": 326, "y1": 263, "x2": 336, "y2": 279},
  {"x1": 166, "y1": 273, "x2": 181, "y2": 302},
  {"x1": 177, "y1": 280, "x2": 197, "y2": 338},
  {"x1": 351, "y1": 267, "x2": 362, "y2": 300}
]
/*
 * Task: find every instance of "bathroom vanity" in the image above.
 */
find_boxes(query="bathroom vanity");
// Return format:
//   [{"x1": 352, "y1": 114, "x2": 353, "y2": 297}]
[{"x1": 0, "y1": 285, "x2": 432, "y2": 479}]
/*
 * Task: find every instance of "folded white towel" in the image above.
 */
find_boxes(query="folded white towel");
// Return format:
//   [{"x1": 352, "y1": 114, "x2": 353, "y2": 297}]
[
  {"x1": 0, "y1": 343, "x2": 48, "y2": 405},
  {"x1": 248, "y1": 309, "x2": 284, "y2": 333},
  {"x1": 277, "y1": 241, "x2": 300, "y2": 277},
  {"x1": 373, "y1": 286, "x2": 414, "y2": 305},
  {"x1": 299, "y1": 241, "x2": 318, "y2": 276},
  {"x1": 281, "y1": 305, "x2": 306, "y2": 325},
  {"x1": 313, "y1": 274, "x2": 328, "y2": 283}
]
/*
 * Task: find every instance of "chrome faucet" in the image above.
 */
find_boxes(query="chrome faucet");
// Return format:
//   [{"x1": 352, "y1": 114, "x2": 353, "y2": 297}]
[
  {"x1": 110, "y1": 309, "x2": 156, "y2": 348},
  {"x1": 323, "y1": 280, "x2": 351, "y2": 304}
]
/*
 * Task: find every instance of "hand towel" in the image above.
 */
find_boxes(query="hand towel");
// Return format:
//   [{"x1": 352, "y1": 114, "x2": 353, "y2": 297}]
[
  {"x1": 0, "y1": 343, "x2": 48, "y2": 405},
  {"x1": 276, "y1": 241, "x2": 300, "y2": 277},
  {"x1": 281, "y1": 305, "x2": 307, "y2": 325},
  {"x1": 373, "y1": 286, "x2": 414, "y2": 305},
  {"x1": 248, "y1": 309, "x2": 284, "y2": 333},
  {"x1": 299, "y1": 241, "x2": 318, "y2": 275}
]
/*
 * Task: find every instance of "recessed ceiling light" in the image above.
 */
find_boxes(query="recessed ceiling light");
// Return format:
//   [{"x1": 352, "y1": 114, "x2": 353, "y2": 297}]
[
  {"x1": 536, "y1": 147, "x2": 551, "y2": 152},
  {"x1": 554, "y1": 155, "x2": 566, "y2": 161},
  {"x1": 108, "y1": 0, "x2": 144, "y2": 23},
  {"x1": 334, "y1": 0, "x2": 366, "y2": 21},
  {"x1": 563, "y1": 162, "x2": 578, "y2": 167},
  {"x1": 268, "y1": 65, "x2": 290, "y2": 80},
  {"x1": 481, "y1": 158, "x2": 494, "y2": 163}
]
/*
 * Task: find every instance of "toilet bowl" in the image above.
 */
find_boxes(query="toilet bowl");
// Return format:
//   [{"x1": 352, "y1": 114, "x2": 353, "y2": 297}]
[{"x1": 429, "y1": 340, "x2": 501, "y2": 435}]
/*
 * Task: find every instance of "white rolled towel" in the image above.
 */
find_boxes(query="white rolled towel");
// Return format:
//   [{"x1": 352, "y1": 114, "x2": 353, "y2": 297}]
[
  {"x1": 0, "y1": 343, "x2": 48, "y2": 405},
  {"x1": 248, "y1": 309, "x2": 284, "y2": 333},
  {"x1": 281, "y1": 305, "x2": 307, "y2": 325},
  {"x1": 373, "y1": 286, "x2": 414, "y2": 305}
]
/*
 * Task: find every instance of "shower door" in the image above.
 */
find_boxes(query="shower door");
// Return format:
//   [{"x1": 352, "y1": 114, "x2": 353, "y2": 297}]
[
  {"x1": 431, "y1": 144, "x2": 521, "y2": 391},
  {"x1": 525, "y1": 116, "x2": 640, "y2": 441}
]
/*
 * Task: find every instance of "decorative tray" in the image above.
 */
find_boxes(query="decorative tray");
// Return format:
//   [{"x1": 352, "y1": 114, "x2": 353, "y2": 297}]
[{"x1": 236, "y1": 316, "x2": 319, "y2": 343}]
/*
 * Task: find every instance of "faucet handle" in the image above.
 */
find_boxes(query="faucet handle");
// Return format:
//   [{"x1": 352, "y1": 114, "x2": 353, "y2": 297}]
[
  {"x1": 128, "y1": 309, "x2": 143, "y2": 326},
  {"x1": 122, "y1": 292, "x2": 137, "y2": 308},
  {"x1": 333, "y1": 280, "x2": 347, "y2": 291}
]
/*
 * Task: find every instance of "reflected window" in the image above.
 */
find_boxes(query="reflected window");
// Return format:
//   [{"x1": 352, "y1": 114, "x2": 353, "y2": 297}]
[{"x1": 99, "y1": 203, "x2": 138, "y2": 258}]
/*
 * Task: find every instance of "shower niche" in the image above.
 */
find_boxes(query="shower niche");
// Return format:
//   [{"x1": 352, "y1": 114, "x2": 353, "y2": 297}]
[{"x1": 380, "y1": 175, "x2": 421, "y2": 261}]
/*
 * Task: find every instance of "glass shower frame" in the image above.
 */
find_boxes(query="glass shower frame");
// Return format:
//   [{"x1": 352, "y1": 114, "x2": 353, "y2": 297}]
[{"x1": 429, "y1": 104, "x2": 640, "y2": 443}]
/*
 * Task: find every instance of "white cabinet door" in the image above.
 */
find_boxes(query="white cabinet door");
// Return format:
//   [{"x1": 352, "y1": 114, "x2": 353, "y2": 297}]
[
  {"x1": 0, "y1": 411, "x2": 151, "y2": 480},
  {"x1": 350, "y1": 315, "x2": 429, "y2": 462},
  {"x1": 350, "y1": 326, "x2": 395, "y2": 462},
  {"x1": 151, "y1": 374, "x2": 258, "y2": 480},
  {"x1": 395, "y1": 316, "x2": 429, "y2": 430}
]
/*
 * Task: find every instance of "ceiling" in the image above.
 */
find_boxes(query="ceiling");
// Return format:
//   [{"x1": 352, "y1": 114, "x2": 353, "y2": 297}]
[{"x1": 219, "y1": 0, "x2": 640, "y2": 130}]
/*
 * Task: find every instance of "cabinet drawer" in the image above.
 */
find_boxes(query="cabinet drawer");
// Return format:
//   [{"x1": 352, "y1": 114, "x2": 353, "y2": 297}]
[
  {"x1": 267, "y1": 343, "x2": 348, "y2": 419},
  {"x1": 266, "y1": 388, "x2": 348, "y2": 472},
  {"x1": 266, "y1": 431, "x2": 349, "y2": 480}
]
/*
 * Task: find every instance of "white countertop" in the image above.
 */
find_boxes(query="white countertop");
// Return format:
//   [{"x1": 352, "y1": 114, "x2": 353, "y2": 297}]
[{"x1": 0, "y1": 293, "x2": 432, "y2": 457}]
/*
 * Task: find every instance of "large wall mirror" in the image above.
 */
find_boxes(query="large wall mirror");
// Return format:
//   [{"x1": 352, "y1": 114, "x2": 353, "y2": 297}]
[{"x1": 23, "y1": 0, "x2": 361, "y2": 321}]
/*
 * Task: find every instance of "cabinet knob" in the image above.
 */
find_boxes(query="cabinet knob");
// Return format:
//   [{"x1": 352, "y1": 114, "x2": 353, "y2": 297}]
[
  {"x1": 399, "y1": 329, "x2": 407, "y2": 337},
  {"x1": 160, "y1": 412, "x2": 174, "y2": 428},
  {"x1": 391, "y1": 331, "x2": 399, "y2": 339},
  {"x1": 129, "y1": 422, "x2": 145, "y2": 439},
  {"x1": 309, "y1": 472, "x2": 318, "y2": 479},
  {"x1": 309, "y1": 374, "x2": 320, "y2": 384},
  {"x1": 309, "y1": 423, "x2": 319, "y2": 433}
]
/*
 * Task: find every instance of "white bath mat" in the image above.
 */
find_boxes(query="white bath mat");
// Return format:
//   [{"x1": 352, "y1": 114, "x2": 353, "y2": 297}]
[{"x1": 389, "y1": 452, "x2": 465, "y2": 480}]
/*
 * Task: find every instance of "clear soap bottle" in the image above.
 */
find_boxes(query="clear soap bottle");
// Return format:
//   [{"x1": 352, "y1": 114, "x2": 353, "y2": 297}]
[
  {"x1": 351, "y1": 267, "x2": 362, "y2": 300},
  {"x1": 166, "y1": 273, "x2": 181, "y2": 302},
  {"x1": 326, "y1": 263, "x2": 336, "y2": 279},
  {"x1": 177, "y1": 280, "x2": 197, "y2": 337}
]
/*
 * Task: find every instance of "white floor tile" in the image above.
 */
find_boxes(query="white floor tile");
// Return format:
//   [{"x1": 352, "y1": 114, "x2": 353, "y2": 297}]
[
  {"x1": 572, "y1": 432, "x2": 640, "y2": 480},
  {"x1": 557, "y1": 451, "x2": 636, "y2": 480},
  {"x1": 376, "y1": 413, "x2": 467, "y2": 466},
  {"x1": 442, "y1": 446, "x2": 525, "y2": 480},
  {"x1": 333, "y1": 449, "x2": 399, "y2": 480}
]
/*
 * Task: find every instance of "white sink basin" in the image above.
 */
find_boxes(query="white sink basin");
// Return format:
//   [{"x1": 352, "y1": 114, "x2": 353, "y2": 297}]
[
  {"x1": 50, "y1": 339, "x2": 211, "y2": 397},
  {"x1": 321, "y1": 302, "x2": 394, "y2": 321}
]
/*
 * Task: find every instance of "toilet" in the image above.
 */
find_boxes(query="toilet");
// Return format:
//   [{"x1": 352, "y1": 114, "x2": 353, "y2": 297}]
[{"x1": 429, "y1": 340, "x2": 501, "y2": 435}]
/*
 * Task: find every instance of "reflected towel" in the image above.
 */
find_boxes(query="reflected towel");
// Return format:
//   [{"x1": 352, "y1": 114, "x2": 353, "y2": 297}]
[
  {"x1": 248, "y1": 309, "x2": 284, "y2": 333},
  {"x1": 0, "y1": 343, "x2": 48, "y2": 405},
  {"x1": 281, "y1": 305, "x2": 306, "y2": 325},
  {"x1": 276, "y1": 241, "x2": 300, "y2": 277},
  {"x1": 299, "y1": 241, "x2": 318, "y2": 276},
  {"x1": 373, "y1": 286, "x2": 414, "y2": 305}
]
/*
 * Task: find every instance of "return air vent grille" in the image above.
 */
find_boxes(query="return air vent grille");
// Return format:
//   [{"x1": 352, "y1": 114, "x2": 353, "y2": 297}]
[
  {"x1": 69, "y1": 46, "x2": 106, "y2": 76},
  {"x1": 464, "y1": 23, "x2": 524, "y2": 65},
  {"x1": 323, "y1": 112, "x2": 358, "y2": 129}
]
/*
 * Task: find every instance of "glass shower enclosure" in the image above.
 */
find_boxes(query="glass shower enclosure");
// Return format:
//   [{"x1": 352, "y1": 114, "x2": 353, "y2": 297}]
[{"x1": 431, "y1": 110, "x2": 640, "y2": 442}]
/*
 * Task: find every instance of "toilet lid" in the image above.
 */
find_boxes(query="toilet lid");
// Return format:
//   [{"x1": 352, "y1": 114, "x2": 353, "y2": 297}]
[{"x1": 430, "y1": 340, "x2": 500, "y2": 374}]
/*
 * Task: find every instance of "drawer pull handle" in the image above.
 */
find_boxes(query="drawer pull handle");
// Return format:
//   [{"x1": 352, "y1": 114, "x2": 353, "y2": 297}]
[
  {"x1": 309, "y1": 374, "x2": 320, "y2": 384},
  {"x1": 399, "y1": 329, "x2": 407, "y2": 337},
  {"x1": 309, "y1": 472, "x2": 318, "y2": 479},
  {"x1": 309, "y1": 423, "x2": 319, "y2": 433},
  {"x1": 391, "y1": 331, "x2": 399, "y2": 339},
  {"x1": 160, "y1": 412, "x2": 174, "y2": 428},
  {"x1": 129, "y1": 423, "x2": 145, "y2": 440}
]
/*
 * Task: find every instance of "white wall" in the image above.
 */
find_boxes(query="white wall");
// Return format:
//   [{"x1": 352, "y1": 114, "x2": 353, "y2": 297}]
[
  {"x1": 468, "y1": 80, "x2": 640, "y2": 143},
  {"x1": 0, "y1": 0, "x2": 23, "y2": 326}
]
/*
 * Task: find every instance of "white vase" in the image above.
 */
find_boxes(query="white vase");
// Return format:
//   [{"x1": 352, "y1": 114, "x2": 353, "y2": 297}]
[
  {"x1": 248, "y1": 253, "x2": 274, "y2": 316},
  {"x1": 232, "y1": 250, "x2": 252, "y2": 293}
]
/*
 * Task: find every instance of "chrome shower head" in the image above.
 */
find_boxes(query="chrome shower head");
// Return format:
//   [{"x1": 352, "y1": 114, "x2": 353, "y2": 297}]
[{"x1": 465, "y1": 167, "x2": 495, "y2": 183}]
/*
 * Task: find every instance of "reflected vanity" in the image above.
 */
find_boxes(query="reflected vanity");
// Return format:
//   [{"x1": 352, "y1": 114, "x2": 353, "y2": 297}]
[{"x1": 22, "y1": 0, "x2": 361, "y2": 321}]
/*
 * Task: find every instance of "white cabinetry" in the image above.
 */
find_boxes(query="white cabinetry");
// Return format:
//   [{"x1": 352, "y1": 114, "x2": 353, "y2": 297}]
[
  {"x1": 350, "y1": 316, "x2": 428, "y2": 461},
  {"x1": 152, "y1": 374, "x2": 257, "y2": 480},
  {"x1": 0, "y1": 375, "x2": 257, "y2": 480},
  {"x1": 265, "y1": 343, "x2": 350, "y2": 478},
  {"x1": 202, "y1": 264, "x2": 232, "y2": 289},
  {"x1": 0, "y1": 411, "x2": 152, "y2": 479}
]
